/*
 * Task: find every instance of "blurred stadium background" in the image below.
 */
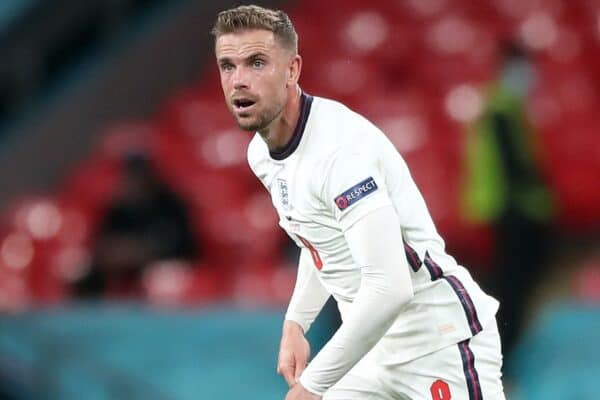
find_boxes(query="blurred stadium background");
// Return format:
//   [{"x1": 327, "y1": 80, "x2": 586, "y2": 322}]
[{"x1": 0, "y1": 0, "x2": 598, "y2": 399}]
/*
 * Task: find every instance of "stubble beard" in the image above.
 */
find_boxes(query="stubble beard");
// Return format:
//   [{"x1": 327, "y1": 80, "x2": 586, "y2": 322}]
[{"x1": 235, "y1": 101, "x2": 285, "y2": 132}]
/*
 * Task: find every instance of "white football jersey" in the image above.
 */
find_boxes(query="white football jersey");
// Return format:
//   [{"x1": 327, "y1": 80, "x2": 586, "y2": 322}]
[{"x1": 247, "y1": 93, "x2": 499, "y2": 363}]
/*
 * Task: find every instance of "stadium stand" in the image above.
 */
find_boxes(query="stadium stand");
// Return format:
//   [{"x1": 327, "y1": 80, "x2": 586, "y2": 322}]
[
  {"x1": 1, "y1": 0, "x2": 598, "y2": 309},
  {"x1": 0, "y1": 0, "x2": 598, "y2": 398}
]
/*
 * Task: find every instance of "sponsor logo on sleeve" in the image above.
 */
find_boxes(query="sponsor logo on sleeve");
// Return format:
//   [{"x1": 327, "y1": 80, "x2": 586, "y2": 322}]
[{"x1": 334, "y1": 177, "x2": 378, "y2": 211}]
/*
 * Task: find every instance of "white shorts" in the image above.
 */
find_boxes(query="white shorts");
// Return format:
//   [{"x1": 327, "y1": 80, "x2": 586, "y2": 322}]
[{"x1": 324, "y1": 321, "x2": 506, "y2": 400}]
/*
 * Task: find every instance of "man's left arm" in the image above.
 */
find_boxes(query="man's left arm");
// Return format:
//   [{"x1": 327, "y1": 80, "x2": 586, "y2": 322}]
[{"x1": 294, "y1": 205, "x2": 414, "y2": 397}]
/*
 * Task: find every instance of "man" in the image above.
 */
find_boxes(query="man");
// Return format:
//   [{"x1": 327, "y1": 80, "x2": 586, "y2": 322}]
[
  {"x1": 464, "y1": 42, "x2": 554, "y2": 366},
  {"x1": 213, "y1": 5, "x2": 505, "y2": 400}
]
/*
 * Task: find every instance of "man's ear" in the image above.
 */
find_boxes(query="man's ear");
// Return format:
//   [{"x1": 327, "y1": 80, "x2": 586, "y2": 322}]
[{"x1": 287, "y1": 54, "x2": 302, "y2": 87}]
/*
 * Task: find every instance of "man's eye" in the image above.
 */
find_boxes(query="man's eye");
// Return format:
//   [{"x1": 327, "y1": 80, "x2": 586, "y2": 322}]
[
  {"x1": 221, "y1": 64, "x2": 234, "y2": 72},
  {"x1": 252, "y1": 60, "x2": 265, "y2": 68}
]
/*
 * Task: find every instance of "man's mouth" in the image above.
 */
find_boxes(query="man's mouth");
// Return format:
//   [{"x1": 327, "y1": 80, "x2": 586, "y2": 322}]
[{"x1": 233, "y1": 98, "x2": 256, "y2": 112}]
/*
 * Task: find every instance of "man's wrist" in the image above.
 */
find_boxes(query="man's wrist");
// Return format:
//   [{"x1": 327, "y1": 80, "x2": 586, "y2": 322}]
[{"x1": 283, "y1": 319, "x2": 305, "y2": 336}]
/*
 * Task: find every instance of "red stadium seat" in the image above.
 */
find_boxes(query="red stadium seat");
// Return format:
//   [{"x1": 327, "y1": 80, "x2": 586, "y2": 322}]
[
  {"x1": 301, "y1": 55, "x2": 385, "y2": 108},
  {"x1": 410, "y1": 13, "x2": 498, "y2": 89},
  {"x1": 96, "y1": 121, "x2": 158, "y2": 160},
  {"x1": 60, "y1": 156, "x2": 121, "y2": 219},
  {"x1": 158, "y1": 88, "x2": 234, "y2": 140},
  {"x1": 197, "y1": 190, "x2": 284, "y2": 266},
  {"x1": 231, "y1": 262, "x2": 296, "y2": 307},
  {"x1": 540, "y1": 116, "x2": 600, "y2": 230},
  {"x1": 0, "y1": 268, "x2": 30, "y2": 312},
  {"x1": 143, "y1": 261, "x2": 228, "y2": 307}
]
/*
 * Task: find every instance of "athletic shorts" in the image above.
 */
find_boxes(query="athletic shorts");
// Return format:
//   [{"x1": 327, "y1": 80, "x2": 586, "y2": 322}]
[{"x1": 324, "y1": 320, "x2": 506, "y2": 400}]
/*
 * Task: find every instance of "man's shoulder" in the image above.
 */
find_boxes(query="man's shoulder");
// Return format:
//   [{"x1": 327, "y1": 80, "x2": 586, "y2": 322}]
[
  {"x1": 312, "y1": 96, "x2": 383, "y2": 136},
  {"x1": 310, "y1": 95, "x2": 363, "y2": 124},
  {"x1": 308, "y1": 95, "x2": 384, "y2": 153}
]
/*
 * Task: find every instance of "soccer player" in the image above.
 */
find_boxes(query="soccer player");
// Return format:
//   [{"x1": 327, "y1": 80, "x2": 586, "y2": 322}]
[{"x1": 212, "y1": 5, "x2": 505, "y2": 400}]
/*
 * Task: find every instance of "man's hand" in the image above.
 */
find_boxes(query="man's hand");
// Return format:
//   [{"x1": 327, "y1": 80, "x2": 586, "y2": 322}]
[
  {"x1": 277, "y1": 320, "x2": 311, "y2": 387},
  {"x1": 284, "y1": 383, "x2": 321, "y2": 400}
]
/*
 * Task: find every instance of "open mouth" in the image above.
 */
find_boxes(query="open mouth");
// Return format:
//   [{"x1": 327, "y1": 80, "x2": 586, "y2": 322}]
[{"x1": 233, "y1": 98, "x2": 256, "y2": 111}]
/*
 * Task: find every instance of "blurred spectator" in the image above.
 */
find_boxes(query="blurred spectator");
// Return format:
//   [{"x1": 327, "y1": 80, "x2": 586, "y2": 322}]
[
  {"x1": 71, "y1": 152, "x2": 198, "y2": 298},
  {"x1": 463, "y1": 42, "x2": 556, "y2": 360}
]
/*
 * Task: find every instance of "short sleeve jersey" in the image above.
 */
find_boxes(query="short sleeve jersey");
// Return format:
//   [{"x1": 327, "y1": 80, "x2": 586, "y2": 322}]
[{"x1": 247, "y1": 93, "x2": 499, "y2": 363}]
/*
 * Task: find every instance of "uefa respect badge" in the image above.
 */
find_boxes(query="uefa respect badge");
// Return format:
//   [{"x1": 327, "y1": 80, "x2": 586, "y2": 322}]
[{"x1": 334, "y1": 177, "x2": 378, "y2": 211}]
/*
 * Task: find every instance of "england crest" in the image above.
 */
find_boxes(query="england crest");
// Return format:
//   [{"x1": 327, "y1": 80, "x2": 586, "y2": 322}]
[{"x1": 277, "y1": 179, "x2": 291, "y2": 210}]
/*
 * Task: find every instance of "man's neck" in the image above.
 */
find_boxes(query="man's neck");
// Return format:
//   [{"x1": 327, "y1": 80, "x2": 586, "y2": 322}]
[{"x1": 259, "y1": 85, "x2": 302, "y2": 152}]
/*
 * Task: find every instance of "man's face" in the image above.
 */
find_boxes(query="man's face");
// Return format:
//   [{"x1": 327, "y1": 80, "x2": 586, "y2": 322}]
[{"x1": 215, "y1": 29, "x2": 293, "y2": 132}]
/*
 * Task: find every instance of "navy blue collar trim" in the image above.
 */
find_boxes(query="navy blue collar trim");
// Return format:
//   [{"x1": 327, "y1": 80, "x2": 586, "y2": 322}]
[{"x1": 270, "y1": 92, "x2": 313, "y2": 161}]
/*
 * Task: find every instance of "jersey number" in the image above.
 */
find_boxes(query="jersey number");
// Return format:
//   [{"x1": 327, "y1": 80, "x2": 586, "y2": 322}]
[
  {"x1": 296, "y1": 235, "x2": 323, "y2": 270},
  {"x1": 430, "y1": 380, "x2": 451, "y2": 400}
]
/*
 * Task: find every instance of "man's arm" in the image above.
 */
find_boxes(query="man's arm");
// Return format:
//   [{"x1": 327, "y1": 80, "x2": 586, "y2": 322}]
[
  {"x1": 298, "y1": 205, "x2": 414, "y2": 396},
  {"x1": 284, "y1": 249, "x2": 331, "y2": 333},
  {"x1": 278, "y1": 249, "x2": 331, "y2": 387}
]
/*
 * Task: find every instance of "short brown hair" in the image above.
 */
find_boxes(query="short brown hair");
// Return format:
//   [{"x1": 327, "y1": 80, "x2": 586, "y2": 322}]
[{"x1": 212, "y1": 5, "x2": 298, "y2": 53}]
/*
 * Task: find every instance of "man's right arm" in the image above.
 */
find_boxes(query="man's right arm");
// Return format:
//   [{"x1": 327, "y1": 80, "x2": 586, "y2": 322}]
[{"x1": 278, "y1": 249, "x2": 330, "y2": 387}]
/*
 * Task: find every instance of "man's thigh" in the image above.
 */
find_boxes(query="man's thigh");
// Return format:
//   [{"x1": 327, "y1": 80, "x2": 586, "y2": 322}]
[{"x1": 381, "y1": 322, "x2": 506, "y2": 400}]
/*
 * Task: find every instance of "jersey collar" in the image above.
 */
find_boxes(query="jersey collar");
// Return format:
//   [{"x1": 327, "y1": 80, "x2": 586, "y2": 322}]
[{"x1": 269, "y1": 92, "x2": 313, "y2": 161}]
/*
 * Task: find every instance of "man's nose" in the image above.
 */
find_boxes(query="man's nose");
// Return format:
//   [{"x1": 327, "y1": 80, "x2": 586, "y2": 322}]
[{"x1": 233, "y1": 67, "x2": 249, "y2": 90}]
